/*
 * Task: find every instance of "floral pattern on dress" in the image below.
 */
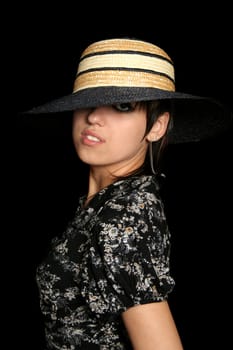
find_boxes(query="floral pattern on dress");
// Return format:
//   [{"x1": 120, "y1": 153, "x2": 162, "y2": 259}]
[{"x1": 36, "y1": 175, "x2": 175, "y2": 349}]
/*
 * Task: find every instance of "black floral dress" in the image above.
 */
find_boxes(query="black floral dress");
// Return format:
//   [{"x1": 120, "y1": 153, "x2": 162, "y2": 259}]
[{"x1": 36, "y1": 175, "x2": 175, "y2": 349}]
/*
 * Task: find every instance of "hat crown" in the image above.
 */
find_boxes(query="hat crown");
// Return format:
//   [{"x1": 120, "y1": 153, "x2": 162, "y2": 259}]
[{"x1": 73, "y1": 38, "x2": 175, "y2": 93}]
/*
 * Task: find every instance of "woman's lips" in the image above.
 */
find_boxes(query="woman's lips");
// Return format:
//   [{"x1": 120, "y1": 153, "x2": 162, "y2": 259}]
[{"x1": 81, "y1": 129, "x2": 105, "y2": 145}]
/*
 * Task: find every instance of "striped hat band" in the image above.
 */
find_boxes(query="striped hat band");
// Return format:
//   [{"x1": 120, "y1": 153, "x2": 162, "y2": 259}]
[{"x1": 73, "y1": 38, "x2": 175, "y2": 93}]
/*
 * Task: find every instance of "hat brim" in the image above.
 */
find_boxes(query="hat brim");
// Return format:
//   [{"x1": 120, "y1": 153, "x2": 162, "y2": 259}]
[{"x1": 24, "y1": 86, "x2": 232, "y2": 144}]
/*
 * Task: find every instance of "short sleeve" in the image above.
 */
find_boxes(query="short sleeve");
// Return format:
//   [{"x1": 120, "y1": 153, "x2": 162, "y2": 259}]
[{"x1": 80, "y1": 189, "x2": 175, "y2": 319}]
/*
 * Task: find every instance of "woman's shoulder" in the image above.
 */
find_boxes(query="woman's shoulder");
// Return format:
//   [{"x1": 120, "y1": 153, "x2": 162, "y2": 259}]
[
  {"x1": 112, "y1": 175, "x2": 161, "y2": 201},
  {"x1": 84, "y1": 175, "x2": 164, "y2": 218},
  {"x1": 96, "y1": 175, "x2": 164, "y2": 218}
]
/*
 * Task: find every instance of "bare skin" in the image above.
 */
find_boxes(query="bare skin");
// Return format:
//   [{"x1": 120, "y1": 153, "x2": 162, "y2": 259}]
[
  {"x1": 122, "y1": 301, "x2": 184, "y2": 350},
  {"x1": 72, "y1": 104, "x2": 183, "y2": 349}
]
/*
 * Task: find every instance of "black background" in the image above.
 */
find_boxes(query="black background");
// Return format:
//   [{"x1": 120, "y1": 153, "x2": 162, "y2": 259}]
[{"x1": 10, "y1": 3, "x2": 232, "y2": 349}]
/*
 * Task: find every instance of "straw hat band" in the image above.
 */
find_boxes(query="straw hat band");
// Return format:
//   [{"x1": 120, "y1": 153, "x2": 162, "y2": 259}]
[
  {"x1": 78, "y1": 53, "x2": 174, "y2": 79},
  {"x1": 73, "y1": 51, "x2": 175, "y2": 93},
  {"x1": 73, "y1": 69, "x2": 175, "y2": 92}
]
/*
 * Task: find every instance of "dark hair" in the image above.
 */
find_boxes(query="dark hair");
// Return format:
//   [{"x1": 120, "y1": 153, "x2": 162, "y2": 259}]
[
  {"x1": 122, "y1": 99, "x2": 173, "y2": 178},
  {"x1": 144, "y1": 99, "x2": 173, "y2": 175}
]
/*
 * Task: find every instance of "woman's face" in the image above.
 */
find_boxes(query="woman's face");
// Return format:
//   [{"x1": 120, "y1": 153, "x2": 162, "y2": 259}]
[{"x1": 72, "y1": 103, "x2": 148, "y2": 175}]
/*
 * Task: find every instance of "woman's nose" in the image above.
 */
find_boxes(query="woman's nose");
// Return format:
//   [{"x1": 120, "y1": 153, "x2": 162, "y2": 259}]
[{"x1": 87, "y1": 107, "x2": 105, "y2": 126}]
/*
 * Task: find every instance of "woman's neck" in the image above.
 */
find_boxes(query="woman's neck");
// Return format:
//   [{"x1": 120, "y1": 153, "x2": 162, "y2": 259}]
[{"x1": 85, "y1": 168, "x2": 115, "y2": 206}]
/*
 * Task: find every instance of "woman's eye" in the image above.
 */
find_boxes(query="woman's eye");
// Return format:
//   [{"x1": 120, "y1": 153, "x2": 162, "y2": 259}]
[{"x1": 112, "y1": 103, "x2": 136, "y2": 112}]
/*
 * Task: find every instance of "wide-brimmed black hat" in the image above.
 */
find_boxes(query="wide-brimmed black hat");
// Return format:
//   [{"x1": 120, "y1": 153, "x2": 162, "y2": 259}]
[{"x1": 25, "y1": 38, "x2": 232, "y2": 143}]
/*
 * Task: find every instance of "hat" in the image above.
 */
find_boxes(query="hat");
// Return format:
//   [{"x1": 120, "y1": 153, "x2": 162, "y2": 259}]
[{"x1": 25, "y1": 38, "x2": 232, "y2": 143}]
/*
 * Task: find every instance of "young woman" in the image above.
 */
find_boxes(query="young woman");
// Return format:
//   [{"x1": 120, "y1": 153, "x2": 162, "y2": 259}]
[{"x1": 25, "y1": 38, "x2": 232, "y2": 349}]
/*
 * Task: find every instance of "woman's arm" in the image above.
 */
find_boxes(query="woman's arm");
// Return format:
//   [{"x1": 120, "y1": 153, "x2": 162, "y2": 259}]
[{"x1": 122, "y1": 300, "x2": 184, "y2": 350}]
